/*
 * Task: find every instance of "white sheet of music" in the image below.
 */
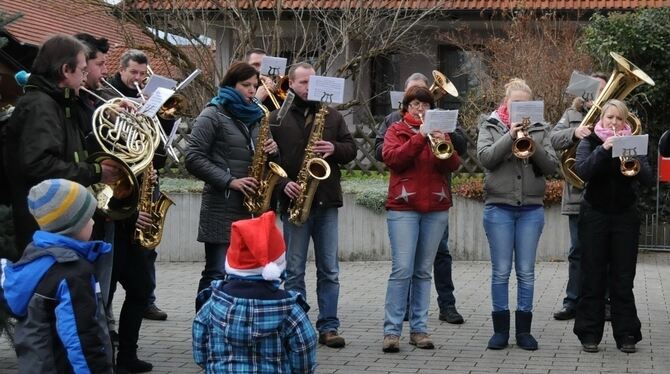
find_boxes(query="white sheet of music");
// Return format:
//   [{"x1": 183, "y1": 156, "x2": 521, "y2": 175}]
[
  {"x1": 143, "y1": 74, "x2": 177, "y2": 97},
  {"x1": 612, "y1": 134, "x2": 648, "y2": 157},
  {"x1": 510, "y1": 101, "x2": 545, "y2": 124},
  {"x1": 422, "y1": 109, "x2": 458, "y2": 133},
  {"x1": 566, "y1": 71, "x2": 601, "y2": 100},
  {"x1": 389, "y1": 91, "x2": 404, "y2": 110},
  {"x1": 260, "y1": 56, "x2": 288, "y2": 76},
  {"x1": 307, "y1": 76, "x2": 345, "y2": 104},
  {"x1": 138, "y1": 87, "x2": 174, "y2": 118}
]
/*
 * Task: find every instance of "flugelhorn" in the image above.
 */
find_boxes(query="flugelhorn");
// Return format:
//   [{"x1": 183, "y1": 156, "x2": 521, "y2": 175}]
[
  {"x1": 512, "y1": 117, "x2": 536, "y2": 159},
  {"x1": 613, "y1": 125, "x2": 641, "y2": 177},
  {"x1": 419, "y1": 113, "x2": 454, "y2": 159}
]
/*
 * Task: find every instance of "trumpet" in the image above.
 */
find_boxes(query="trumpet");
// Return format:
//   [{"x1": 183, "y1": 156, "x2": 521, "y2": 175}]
[
  {"x1": 419, "y1": 114, "x2": 454, "y2": 159},
  {"x1": 512, "y1": 117, "x2": 536, "y2": 159},
  {"x1": 613, "y1": 126, "x2": 641, "y2": 177}
]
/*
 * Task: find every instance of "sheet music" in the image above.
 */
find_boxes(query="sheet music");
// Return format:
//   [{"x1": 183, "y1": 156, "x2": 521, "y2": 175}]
[
  {"x1": 422, "y1": 109, "x2": 459, "y2": 133},
  {"x1": 260, "y1": 56, "x2": 288, "y2": 76},
  {"x1": 307, "y1": 76, "x2": 345, "y2": 104},
  {"x1": 138, "y1": 87, "x2": 174, "y2": 118},
  {"x1": 566, "y1": 71, "x2": 601, "y2": 101},
  {"x1": 510, "y1": 101, "x2": 545, "y2": 124},
  {"x1": 276, "y1": 90, "x2": 295, "y2": 123},
  {"x1": 389, "y1": 91, "x2": 404, "y2": 110},
  {"x1": 612, "y1": 134, "x2": 648, "y2": 157},
  {"x1": 143, "y1": 74, "x2": 177, "y2": 97},
  {"x1": 175, "y1": 69, "x2": 201, "y2": 92}
]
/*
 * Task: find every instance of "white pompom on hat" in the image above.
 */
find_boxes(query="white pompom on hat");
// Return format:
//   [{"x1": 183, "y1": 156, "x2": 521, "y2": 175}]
[{"x1": 224, "y1": 211, "x2": 286, "y2": 281}]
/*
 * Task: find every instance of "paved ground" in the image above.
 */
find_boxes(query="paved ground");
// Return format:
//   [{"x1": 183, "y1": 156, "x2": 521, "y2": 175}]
[{"x1": 1, "y1": 252, "x2": 670, "y2": 373}]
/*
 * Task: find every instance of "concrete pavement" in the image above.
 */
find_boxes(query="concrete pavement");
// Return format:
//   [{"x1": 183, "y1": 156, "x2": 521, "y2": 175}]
[{"x1": 1, "y1": 253, "x2": 669, "y2": 373}]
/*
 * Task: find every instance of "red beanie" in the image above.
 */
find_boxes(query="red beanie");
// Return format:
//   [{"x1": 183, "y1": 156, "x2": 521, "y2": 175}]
[{"x1": 224, "y1": 211, "x2": 286, "y2": 281}]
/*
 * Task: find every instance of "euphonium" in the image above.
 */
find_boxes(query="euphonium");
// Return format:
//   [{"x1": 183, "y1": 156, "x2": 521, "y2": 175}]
[
  {"x1": 560, "y1": 52, "x2": 655, "y2": 188},
  {"x1": 288, "y1": 104, "x2": 331, "y2": 225},
  {"x1": 243, "y1": 99, "x2": 288, "y2": 215},
  {"x1": 134, "y1": 164, "x2": 175, "y2": 249},
  {"x1": 512, "y1": 117, "x2": 536, "y2": 159},
  {"x1": 87, "y1": 95, "x2": 162, "y2": 220}
]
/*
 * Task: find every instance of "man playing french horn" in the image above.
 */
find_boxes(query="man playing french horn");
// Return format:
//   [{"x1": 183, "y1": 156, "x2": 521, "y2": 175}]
[{"x1": 269, "y1": 62, "x2": 356, "y2": 348}]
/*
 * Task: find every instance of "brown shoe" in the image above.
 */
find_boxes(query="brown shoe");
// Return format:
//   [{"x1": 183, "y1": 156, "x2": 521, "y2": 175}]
[
  {"x1": 319, "y1": 331, "x2": 346, "y2": 348},
  {"x1": 382, "y1": 335, "x2": 400, "y2": 353},
  {"x1": 409, "y1": 332, "x2": 434, "y2": 349}
]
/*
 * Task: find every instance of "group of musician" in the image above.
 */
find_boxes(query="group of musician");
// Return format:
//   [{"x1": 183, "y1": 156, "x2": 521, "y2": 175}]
[{"x1": 0, "y1": 31, "x2": 655, "y2": 373}]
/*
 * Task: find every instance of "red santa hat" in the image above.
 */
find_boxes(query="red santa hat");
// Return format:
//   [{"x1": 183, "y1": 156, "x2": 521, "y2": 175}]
[{"x1": 225, "y1": 211, "x2": 286, "y2": 281}]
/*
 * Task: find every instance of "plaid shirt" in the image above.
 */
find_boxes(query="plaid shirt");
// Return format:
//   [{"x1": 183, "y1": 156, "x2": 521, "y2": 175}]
[{"x1": 192, "y1": 280, "x2": 317, "y2": 373}]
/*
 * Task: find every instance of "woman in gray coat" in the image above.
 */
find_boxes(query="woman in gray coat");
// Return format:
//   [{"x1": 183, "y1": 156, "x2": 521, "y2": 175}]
[
  {"x1": 185, "y1": 62, "x2": 278, "y2": 311},
  {"x1": 477, "y1": 78, "x2": 558, "y2": 351}
]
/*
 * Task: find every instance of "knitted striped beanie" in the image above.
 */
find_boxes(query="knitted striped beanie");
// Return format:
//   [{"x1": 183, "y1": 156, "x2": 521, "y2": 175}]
[{"x1": 27, "y1": 179, "x2": 97, "y2": 236}]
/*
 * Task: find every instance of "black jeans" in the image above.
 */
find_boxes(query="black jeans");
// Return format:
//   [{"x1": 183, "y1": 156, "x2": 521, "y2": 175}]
[
  {"x1": 434, "y1": 226, "x2": 456, "y2": 310},
  {"x1": 195, "y1": 242, "x2": 228, "y2": 311},
  {"x1": 109, "y1": 219, "x2": 153, "y2": 359},
  {"x1": 573, "y1": 203, "x2": 641, "y2": 346}
]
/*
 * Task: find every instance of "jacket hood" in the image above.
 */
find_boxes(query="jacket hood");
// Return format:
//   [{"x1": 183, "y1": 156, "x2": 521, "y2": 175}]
[
  {"x1": 0, "y1": 231, "x2": 110, "y2": 317},
  {"x1": 208, "y1": 280, "x2": 303, "y2": 346}
]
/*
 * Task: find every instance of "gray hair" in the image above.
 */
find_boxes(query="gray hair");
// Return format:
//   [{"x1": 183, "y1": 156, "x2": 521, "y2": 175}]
[
  {"x1": 120, "y1": 49, "x2": 148, "y2": 69},
  {"x1": 404, "y1": 73, "x2": 429, "y2": 89}
]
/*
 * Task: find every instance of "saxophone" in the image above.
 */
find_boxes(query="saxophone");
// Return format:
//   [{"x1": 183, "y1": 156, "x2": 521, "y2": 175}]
[
  {"x1": 243, "y1": 99, "x2": 288, "y2": 215},
  {"x1": 288, "y1": 104, "x2": 332, "y2": 225},
  {"x1": 134, "y1": 164, "x2": 175, "y2": 249}
]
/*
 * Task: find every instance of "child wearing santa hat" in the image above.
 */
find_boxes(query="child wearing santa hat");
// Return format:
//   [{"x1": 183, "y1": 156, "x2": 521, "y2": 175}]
[{"x1": 192, "y1": 211, "x2": 317, "y2": 373}]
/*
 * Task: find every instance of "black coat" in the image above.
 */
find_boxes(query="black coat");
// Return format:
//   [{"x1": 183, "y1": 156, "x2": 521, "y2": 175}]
[
  {"x1": 269, "y1": 94, "x2": 357, "y2": 213},
  {"x1": 185, "y1": 104, "x2": 263, "y2": 243},
  {"x1": 575, "y1": 132, "x2": 653, "y2": 214},
  {"x1": 3, "y1": 74, "x2": 100, "y2": 251}
]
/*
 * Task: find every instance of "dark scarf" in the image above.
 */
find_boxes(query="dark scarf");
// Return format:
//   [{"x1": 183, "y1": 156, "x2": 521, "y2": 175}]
[
  {"x1": 108, "y1": 72, "x2": 140, "y2": 98},
  {"x1": 290, "y1": 88, "x2": 320, "y2": 114},
  {"x1": 210, "y1": 86, "x2": 263, "y2": 126}
]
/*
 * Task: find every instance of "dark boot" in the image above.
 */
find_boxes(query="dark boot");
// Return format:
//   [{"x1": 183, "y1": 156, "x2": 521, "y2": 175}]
[
  {"x1": 117, "y1": 350, "x2": 153, "y2": 373},
  {"x1": 487, "y1": 310, "x2": 509, "y2": 349},
  {"x1": 515, "y1": 310, "x2": 538, "y2": 350}
]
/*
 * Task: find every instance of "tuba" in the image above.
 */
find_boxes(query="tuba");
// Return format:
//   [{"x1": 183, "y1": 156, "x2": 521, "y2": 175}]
[
  {"x1": 429, "y1": 70, "x2": 459, "y2": 100},
  {"x1": 288, "y1": 104, "x2": 331, "y2": 225},
  {"x1": 243, "y1": 98, "x2": 288, "y2": 215},
  {"x1": 512, "y1": 117, "x2": 536, "y2": 159},
  {"x1": 560, "y1": 52, "x2": 654, "y2": 188},
  {"x1": 87, "y1": 97, "x2": 162, "y2": 220}
]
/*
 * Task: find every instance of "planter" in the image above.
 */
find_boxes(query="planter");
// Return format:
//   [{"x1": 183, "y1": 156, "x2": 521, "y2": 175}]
[{"x1": 156, "y1": 193, "x2": 570, "y2": 262}]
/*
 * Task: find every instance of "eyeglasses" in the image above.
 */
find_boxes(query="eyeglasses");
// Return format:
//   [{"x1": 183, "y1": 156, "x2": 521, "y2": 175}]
[{"x1": 408, "y1": 101, "x2": 430, "y2": 109}]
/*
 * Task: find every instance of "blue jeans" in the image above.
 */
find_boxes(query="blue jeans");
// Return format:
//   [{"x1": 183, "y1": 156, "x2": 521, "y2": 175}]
[
  {"x1": 384, "y1": 210, "x2": 448, "y2": 336},
  {"x1": 483, "y1": 205, "x2": 544, "y2": 312},
  {"x1": 282, "y1": 207, "x2": 340, "y2": 333},
  {"x1": 563, "y1": 214, "x2": 581, "y2": 309}
]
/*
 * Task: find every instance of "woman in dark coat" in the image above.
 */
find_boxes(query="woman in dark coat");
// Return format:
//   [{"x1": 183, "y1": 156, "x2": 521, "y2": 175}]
[{"x1": 185, "y1": 62, "x2": 278, "y2": 311}]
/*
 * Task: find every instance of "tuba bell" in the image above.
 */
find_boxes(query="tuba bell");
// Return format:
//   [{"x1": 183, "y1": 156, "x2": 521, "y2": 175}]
[
  {"x1": 560, "y1": 52, "x2": 655, "y2": 188},
  {"x1": 429, "y1": 70, "x2": 459, "y2": 100}
]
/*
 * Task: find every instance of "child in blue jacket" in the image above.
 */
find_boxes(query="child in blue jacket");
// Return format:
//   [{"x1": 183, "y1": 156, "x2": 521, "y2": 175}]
[{"x1": 1, "y1": 179, "x2": 113, "y2": 373}]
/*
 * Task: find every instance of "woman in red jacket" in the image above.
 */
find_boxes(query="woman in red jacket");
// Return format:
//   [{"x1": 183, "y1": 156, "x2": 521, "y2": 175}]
[{"x1": 381, "y1": 86, "x2": 461, "y2": 352}]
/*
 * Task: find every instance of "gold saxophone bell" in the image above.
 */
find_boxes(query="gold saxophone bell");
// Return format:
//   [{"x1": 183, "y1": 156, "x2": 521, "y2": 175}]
[
  {"x1": 429, "y1": 70, "x2": 458, "y2": 100},
  {"x1": 560, "y1": 52, "x2": 655, "y2": 188},
  {"x1": 512, "y1": 117, "x2": 536, "y2": 159}
]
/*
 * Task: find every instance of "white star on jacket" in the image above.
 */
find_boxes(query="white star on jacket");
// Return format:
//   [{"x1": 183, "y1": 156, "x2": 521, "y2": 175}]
[
  {"x1": 433, "y1": 187, "x2": 449, "y2": 202},
  {"x1": 395, "y1": 185, "x2": 416, "y2": 203}
]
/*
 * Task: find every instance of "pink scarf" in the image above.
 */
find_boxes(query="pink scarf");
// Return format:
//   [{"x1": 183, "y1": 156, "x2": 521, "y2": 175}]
[
  {"x1": 495, "y1": 104, "x2": 510, "y2": 128},
  {"x1": 594, "y1": 120, "x2": 632, "y2": 142}
]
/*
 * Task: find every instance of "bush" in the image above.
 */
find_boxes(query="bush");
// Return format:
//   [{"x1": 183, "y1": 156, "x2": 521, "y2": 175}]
[{"x1": 452, "y1": 174, "x2": 563, "y2": 207}]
